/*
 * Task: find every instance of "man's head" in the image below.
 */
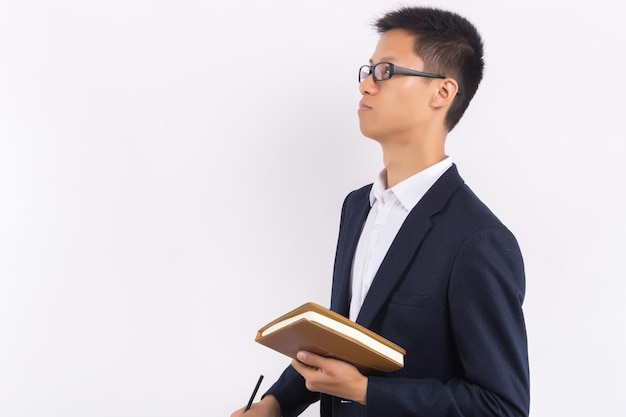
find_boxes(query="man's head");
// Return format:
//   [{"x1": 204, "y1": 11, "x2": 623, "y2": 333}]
[{"x1": 359, "y1": 7, "x2": 484, "y2": 137}]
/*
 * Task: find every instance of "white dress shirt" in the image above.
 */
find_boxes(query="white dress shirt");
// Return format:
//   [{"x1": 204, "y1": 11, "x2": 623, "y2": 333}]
[{"x1": 349, "y1": 157, "x2": 453, "y2": 321}]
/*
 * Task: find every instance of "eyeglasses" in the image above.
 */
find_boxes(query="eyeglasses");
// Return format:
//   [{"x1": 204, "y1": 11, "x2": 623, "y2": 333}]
[{"x1": 359, "y1": 62, "x2": 445, "y2": 83}]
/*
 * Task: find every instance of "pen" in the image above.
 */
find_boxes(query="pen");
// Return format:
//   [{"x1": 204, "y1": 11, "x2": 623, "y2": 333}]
[{"x1": 244, "y1": 374, "x2": 264, "y2": 412}]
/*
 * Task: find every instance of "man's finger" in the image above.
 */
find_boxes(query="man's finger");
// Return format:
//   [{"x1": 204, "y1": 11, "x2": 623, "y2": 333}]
[{"x1": 296, "y1": 350, "x2": 323, "y2": 367}]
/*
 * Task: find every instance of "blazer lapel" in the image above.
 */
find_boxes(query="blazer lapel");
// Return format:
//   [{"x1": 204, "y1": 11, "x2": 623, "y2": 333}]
[
  {"x1": 331, "y1": 189, "x2": 371, "y2": 317},
  {"x1": 356, "y1": 165, "x2": 465, "y2": 327}
]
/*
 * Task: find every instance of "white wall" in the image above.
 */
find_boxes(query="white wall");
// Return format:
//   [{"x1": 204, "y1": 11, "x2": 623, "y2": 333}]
[{"x1": 1, "y1": 1, "x2": 624, "y2": 416}]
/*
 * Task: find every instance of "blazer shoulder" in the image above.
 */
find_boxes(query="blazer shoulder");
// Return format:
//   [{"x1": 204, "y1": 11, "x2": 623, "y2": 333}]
[
  {"x1": 431, "y1": 167, "x2": 517, "y2": 239},
  {"x1": 449, "y1": 184, "x2": 507, "y2": 227}
]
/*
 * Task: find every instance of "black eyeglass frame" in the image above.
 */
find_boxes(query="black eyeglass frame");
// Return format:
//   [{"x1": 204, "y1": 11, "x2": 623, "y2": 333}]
[{"x1": 359, "y1": 62, "x2": 446, "y2": 83}]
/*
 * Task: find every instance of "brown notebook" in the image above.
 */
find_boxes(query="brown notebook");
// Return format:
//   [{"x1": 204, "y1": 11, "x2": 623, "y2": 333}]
[{"x1": 255, "y1": 302, "x2": 405, "y2": 373}]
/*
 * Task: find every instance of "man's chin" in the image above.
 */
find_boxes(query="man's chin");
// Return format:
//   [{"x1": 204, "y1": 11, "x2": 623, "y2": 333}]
[
  {"x1": 359, "y1": 125, "x2": 381, "y2": 141},
  {"x1": 359, "y1": 129, "x2": 383, "y2": 143}
]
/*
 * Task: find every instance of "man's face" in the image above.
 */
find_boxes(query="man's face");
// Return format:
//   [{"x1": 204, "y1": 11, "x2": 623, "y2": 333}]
[{"x1": 358, "y1": 29, "x2": 437, "y2": 143}]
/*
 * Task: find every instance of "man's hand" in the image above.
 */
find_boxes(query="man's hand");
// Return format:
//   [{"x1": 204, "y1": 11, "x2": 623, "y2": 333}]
[
  {"x1": 290, "y1": 351, "x2": 368, "y2": 405},
  {"x1": 229, "y1": 395, "x2": 281, "y2": 417}
]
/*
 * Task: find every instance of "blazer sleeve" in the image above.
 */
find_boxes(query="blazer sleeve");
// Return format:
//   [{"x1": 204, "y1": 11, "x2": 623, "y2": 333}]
[
  {"x1": 366, "y1": 225, "x2": 530, "y2": 417},
  {"x1": 263, "y1": 365, "x2": 320, "y2": 417}
]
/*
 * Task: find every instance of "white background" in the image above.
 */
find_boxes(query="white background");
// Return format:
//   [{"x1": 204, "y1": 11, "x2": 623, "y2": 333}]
[{"x1": 1, "y1": 1, "x2": 625, "y2": 416}]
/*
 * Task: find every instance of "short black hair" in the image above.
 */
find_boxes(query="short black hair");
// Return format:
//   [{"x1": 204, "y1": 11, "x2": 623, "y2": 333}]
[{"x1": 375, "y1": 7, "x2": 484, "y2": 131}]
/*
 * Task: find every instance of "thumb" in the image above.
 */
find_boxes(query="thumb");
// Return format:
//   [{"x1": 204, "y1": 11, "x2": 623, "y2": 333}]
[{"x1": 297, "y1": 350, "x2": 324, "y2": 367}]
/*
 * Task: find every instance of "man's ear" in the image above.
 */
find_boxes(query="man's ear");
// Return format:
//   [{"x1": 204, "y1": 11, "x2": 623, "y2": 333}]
[{"x1": 431, "y1": 78, "x2": 459, "y2": 109}]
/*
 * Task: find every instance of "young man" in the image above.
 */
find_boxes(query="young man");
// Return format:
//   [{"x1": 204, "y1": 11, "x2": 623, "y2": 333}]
[{"x1": 231, "y1": 6, "x2": 529, "y2": 417}]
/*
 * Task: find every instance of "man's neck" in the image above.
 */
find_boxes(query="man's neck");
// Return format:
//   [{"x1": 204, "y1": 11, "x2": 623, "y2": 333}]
[{"x1": 380, "y1": 132, "x2": 447, "y2": 189}]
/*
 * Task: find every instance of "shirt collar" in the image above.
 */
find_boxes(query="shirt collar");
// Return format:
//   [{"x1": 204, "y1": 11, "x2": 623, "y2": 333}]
[{"x1": 369, "y1": 157, "x2": 453, "y2": 211}]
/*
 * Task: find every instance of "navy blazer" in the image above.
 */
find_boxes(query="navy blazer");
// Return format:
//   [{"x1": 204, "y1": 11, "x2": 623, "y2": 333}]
[{"x1": 265, "y1": 165, "x2": 530, "y2": 417}]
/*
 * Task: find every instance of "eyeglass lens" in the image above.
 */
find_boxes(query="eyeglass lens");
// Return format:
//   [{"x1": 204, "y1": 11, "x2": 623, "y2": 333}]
[
  {"x1": 373, "y1": 63, "x2": 391, "y2": 80},
  {"x1": 359, "y1": 63, "x2": 392, "y2": 83},
  {"x1": 359, "y1": 66, "x2": 370, "y2": 83}
]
